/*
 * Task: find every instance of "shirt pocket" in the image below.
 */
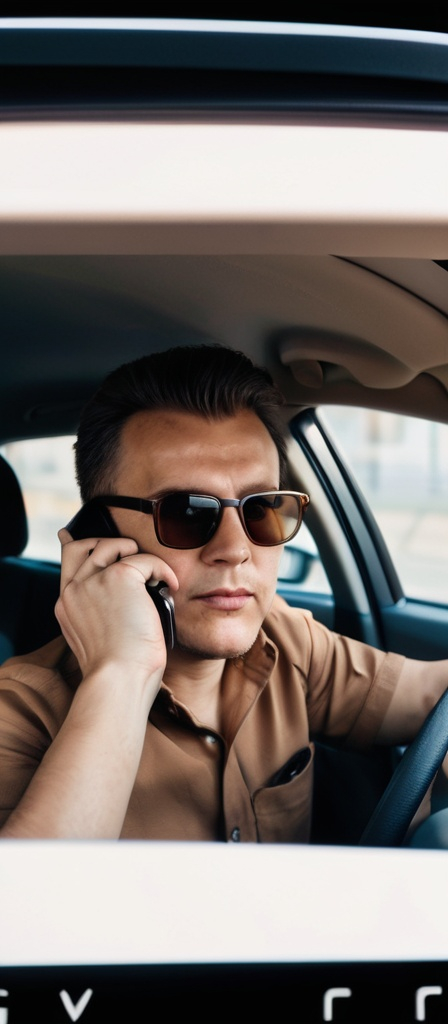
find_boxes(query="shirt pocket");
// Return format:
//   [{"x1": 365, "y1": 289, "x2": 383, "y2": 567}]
[{"x1": 251, "y1": 743, "x2": 314, "y2": 844}]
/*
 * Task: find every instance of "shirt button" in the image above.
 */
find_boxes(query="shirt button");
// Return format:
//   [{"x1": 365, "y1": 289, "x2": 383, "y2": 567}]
[
  {"x1": 230, "y1": 827, "x2": 241, "y2": 842},
  {"x1": 204, "y1": 734, "x2": 217, "y2": 744}
]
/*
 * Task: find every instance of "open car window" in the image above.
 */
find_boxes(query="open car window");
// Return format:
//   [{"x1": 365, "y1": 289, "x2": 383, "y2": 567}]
[
  {"x1": 0, "y1": 435, "x2": 332, "y2": 596},
  {"x1": 320, "y1": 408, "x2": 448, "y2": 606},
  {"x1": 5, "y1": 409, "x2": 448, "y2": 611},
  {"x1": 0, "y1": 437, "x2": 79, "y2": 562}
]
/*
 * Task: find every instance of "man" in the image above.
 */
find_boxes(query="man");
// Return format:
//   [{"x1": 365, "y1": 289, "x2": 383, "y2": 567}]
[{"x1": 0, "y1": 344, "x2": 446, "y2": 841}]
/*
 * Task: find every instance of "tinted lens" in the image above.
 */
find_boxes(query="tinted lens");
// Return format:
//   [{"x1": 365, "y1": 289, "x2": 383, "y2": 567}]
[
  {"x1": 241, "y1": 493, "x2": 301, "y2": 545},
  {"x1": 157, "y1": 493, "x2": 221, "y2": 548}
]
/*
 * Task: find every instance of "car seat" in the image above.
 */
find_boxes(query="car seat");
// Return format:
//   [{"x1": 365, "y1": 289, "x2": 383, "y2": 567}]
[{"x1": 0, "y1": 455, "x2": 60, "y2": 663}]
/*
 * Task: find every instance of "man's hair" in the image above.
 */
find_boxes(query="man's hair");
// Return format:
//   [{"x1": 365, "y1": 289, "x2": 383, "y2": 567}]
[{"x1": 75, "y1": 344, "x2": 289, "y2": 502}]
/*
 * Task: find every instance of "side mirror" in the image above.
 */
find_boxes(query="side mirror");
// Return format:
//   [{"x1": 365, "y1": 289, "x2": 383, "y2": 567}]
[{"x1": 277, "y1": 543, "x2": 318, "y2": 584}]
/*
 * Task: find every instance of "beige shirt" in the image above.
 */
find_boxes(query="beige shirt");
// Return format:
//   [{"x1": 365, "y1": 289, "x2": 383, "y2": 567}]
[{"x1": 0, "y1": 596, "x2": 405, "y2": 842}]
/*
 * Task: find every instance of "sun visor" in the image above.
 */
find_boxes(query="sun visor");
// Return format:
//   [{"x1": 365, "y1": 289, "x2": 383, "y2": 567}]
[
  {"x1": 279, "y1": 330, "x2": 448, "y2": 420},
  {"x1": 279, "y1": 331, "x2": 419, "y2": 390},
  {"x1": 275, "y1": 259, "x2": 448, "y2": 420}
]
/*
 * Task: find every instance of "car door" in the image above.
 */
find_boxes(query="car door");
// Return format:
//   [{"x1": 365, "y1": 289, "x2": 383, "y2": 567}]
[
  {"x1": 278, "y1": 407, "x2": 448, "y2": 662},
  {"x1": 276, "y1": 404, "x2": 448, "y2": 844}
]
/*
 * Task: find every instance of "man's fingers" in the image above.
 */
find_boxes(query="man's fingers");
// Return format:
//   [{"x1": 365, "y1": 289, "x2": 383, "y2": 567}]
[
  {"x1": 59, "y1": 532, "x2": 178, "y2": 594},
  {"x1": 58, "y1": 527, "x2": 74, "y2": 545},
  {"x1": 59, "y1": 534, "x2": 138, "y2": 590}
]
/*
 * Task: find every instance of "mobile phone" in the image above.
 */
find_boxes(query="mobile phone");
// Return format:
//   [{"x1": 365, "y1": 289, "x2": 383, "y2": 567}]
[
  {"x1": 267, "y1": 746, "x2": 311, "y2": 787},
  {"x1": 65, "y1": 502, "x2": 176, "y2": 650}
]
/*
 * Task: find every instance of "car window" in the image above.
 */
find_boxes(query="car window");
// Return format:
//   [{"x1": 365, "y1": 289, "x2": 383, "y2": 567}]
[
  {"x1": 277, "y1": 521, "x2": 331, "y2": 594},
  {"x1": 4, "y1": 413, "x2": 446, "y2": 609},
  {"x1": 320, "y1": 408, "x2": 448, "y2": 604},
  {"x1": 0, "y1": 437, "x2": 79, "y2": 562},
  {"x1": 0, "y1": 436, "x2": 332, "y2": 597}
]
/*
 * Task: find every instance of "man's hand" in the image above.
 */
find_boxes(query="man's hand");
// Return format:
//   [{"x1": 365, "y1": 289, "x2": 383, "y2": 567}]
[
  {"x1": 0, "y1": 530, "x2": 179, "y2": 839},
  {"x1": 55, "y1": 527, "x2": 178, "y2": 687}
]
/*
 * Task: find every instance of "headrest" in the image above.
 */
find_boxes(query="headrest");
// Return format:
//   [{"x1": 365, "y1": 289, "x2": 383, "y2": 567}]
[{"x1": 0, "y1": 455, "x2": 28, "y2": 557}]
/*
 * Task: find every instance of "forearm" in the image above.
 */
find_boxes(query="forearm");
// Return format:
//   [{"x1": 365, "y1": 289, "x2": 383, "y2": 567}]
[
  {"x1": 0, "y1": 664, "x2": 159, "y2": 839},
  {"x1": 376, "y1": 657, "x2": 448, "y2": 745}
]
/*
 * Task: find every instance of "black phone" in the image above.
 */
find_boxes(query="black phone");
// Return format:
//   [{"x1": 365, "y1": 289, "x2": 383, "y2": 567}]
[
  {"x1": 267, "y1": 746, "x2": 311, "y2": 787},
  {"x1": 65, "y1": 502, "x2": 176, "y2": 650}
]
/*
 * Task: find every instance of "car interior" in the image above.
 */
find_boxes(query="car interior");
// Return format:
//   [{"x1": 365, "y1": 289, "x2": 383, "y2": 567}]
[
  {"x1": 1, "y1": 249, "x2": 447, "y2": 848},
  {"x1": 1, "y1": 15, "x2": 448, "y2": 1020}
]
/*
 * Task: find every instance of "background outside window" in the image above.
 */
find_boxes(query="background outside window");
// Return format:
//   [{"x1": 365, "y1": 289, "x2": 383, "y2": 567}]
[
  {"x1": 321, "y1": 408, "x2": 448, "y2": 604},
  {"x1": 2, "y1": 409, "x2": 448, "y2": 606},
  {"x1": 1, "y1": 436, "x2": 79, "y2": 562}
]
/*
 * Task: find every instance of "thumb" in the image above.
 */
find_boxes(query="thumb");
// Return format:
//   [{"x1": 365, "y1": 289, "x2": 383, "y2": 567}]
[{"x1": 58, "y1": 527, "x2": 74, "y2": 546}]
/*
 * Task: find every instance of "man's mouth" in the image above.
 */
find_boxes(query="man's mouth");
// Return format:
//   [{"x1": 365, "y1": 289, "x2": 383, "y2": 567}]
[{"x1": 195, "y1": 588, "x2": 253, "y2": 611}]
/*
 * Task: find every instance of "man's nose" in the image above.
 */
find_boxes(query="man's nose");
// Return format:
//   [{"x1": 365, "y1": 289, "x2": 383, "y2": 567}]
[{"x1": 201, "y1": 506, "x2": 250, "y2": 564}]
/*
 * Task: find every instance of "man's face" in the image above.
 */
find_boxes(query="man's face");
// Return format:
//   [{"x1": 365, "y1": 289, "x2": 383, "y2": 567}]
[{"x1": 110, "y1": 408, "x2": 284, "y2": 660}]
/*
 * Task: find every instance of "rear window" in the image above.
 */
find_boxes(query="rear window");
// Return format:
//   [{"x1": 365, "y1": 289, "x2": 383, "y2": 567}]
[{"x1": 1, "y1": 437, "x2": 79, "y2": 562}]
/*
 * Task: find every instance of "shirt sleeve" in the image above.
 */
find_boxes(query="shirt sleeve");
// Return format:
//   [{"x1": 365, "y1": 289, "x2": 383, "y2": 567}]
[
  {"x1": 264, "y1": 596, "x2": 406, "y2": 749},
  {"x1": 0, "y1": 637, "x2": 75, "y2": 827}
]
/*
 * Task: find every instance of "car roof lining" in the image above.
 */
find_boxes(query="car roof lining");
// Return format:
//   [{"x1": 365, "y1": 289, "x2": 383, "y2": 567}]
[
  {"x1": 0, "y1": 122, "x2": 447, "y2": 252},
  {"x1": 0, "y1": 117, "x2": 447, "y2": 439},
  {"x1": 0, "y1": 252, "x2": 447, "y2": 441}
]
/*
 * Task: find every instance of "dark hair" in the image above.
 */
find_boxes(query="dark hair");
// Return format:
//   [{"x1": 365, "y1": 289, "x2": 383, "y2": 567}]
[{"x1": 75, "y1": 345, "x2": 288, "y2": 501}]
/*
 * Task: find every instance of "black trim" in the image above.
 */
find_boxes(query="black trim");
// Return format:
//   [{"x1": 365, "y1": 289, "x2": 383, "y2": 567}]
[
  {"x1": 290, "y1": 410, "x2": 403, "y2": 645},
  {"x1": 2, "y1": 69, "x2": 448, "y2": 124},
  {"x1": 0, "y1": 23, "x2": 447, "y2": 81},
  {"x1": 313, "y1": 411, "x2": 403, "y2": 603},
  {"x1": 5, "y1": 961, "x2": 448, "y2": 1022},
  {"x1": 1, "y1": 22, "x2": 448, "y2": 122}
]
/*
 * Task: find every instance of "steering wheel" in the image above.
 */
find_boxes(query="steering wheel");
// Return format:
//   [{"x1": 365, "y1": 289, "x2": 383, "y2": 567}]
[{"x1": 359, "y1": 687, "x2": 448, "y2": 847}]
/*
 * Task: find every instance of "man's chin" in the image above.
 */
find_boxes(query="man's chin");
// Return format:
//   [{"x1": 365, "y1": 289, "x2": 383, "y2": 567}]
[{"x1": 174, "y1": 628, "x2": 259, "y2": 661}]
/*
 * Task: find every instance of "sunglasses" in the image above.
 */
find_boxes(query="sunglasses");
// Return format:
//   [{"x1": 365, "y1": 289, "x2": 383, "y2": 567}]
[{"x1": 93, "y1": 490, "x2": 310, "y2": 549}]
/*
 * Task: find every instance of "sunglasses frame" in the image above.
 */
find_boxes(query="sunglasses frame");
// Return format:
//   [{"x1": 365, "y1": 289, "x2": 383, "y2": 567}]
[{"x1": 88, "y1": 490, "x2": 310, "y2": 549}]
